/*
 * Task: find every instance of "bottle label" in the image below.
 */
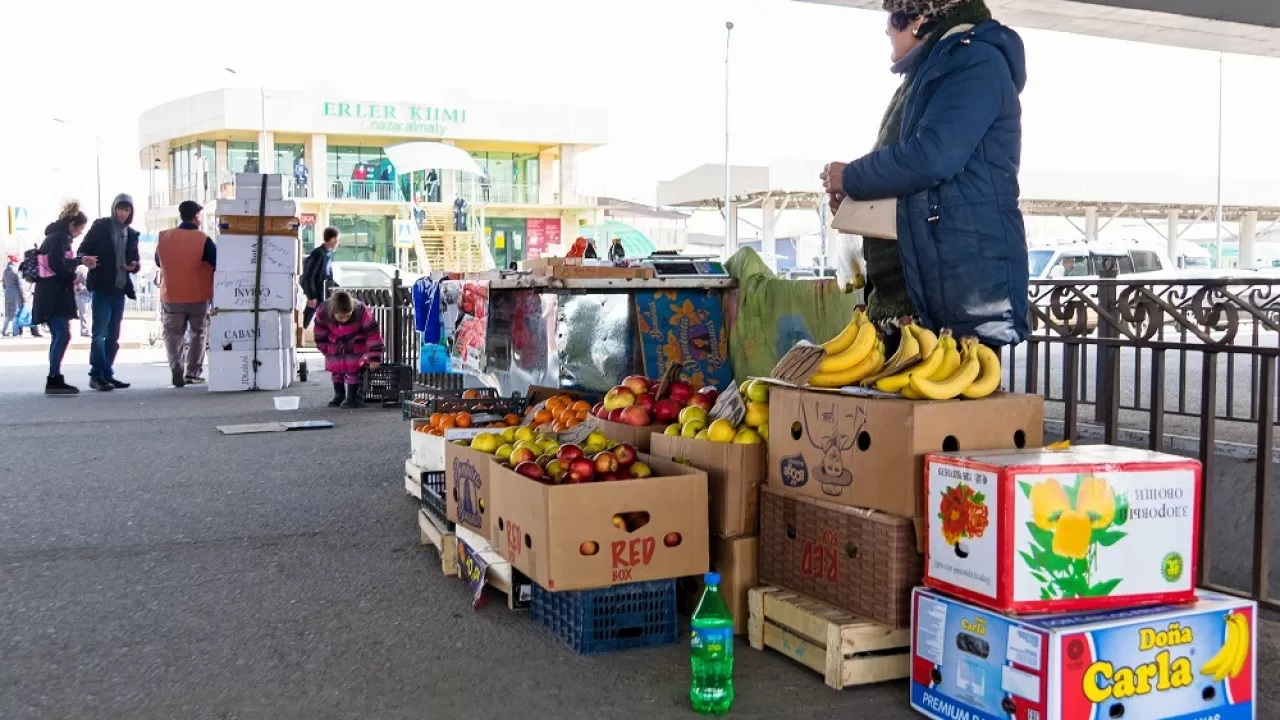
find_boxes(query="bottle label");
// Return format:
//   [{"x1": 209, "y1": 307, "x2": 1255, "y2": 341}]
[{"x1": 691, "y1": 627, "x2": 734, "y2": 658}]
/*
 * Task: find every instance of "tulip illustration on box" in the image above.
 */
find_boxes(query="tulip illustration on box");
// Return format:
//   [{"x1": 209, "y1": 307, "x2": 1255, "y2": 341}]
[{"x1": 1020, "y1": 474, "x2": 1130, "y2": 600}]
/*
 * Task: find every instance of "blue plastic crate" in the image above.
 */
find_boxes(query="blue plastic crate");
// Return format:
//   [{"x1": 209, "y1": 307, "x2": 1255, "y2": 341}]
[{"x1": 530, "y1": 579, "x2": 678, "y2": 654}]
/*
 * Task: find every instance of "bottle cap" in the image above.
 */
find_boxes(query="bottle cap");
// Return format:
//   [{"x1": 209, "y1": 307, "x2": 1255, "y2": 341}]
[{"x1": 704, "y1": 572, "x2": 720, "y2": 585}]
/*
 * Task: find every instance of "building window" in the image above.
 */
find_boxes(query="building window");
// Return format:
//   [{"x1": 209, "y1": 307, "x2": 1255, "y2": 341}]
[
  {"x1": 327, "y1": 146, "x2": 400, "y2": 200},
  {"x1": 228, "y1": 141, "x2": 259, "y2": 174},
  {"x1": 275, "y1": 143, "x2": 305, "y2": 178},
  {"x1": 329, "y1": 214, "x2": 394, "y2": 264}
]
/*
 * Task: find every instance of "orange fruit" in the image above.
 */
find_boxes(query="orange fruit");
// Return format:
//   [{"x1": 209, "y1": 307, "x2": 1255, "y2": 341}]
[
  {"x1": 429, "y1": 412, "x2": 446, "y2": 429},
  {"x1": 552, "y1": 420, "x2": 567, "y2": 432},
  {"x1": 564, "y1": 417, "x2": 581, "y2": 429},
  {"x1": 575, "y1": 409, "x2": 588, "y2": 421},
  {"x1": 570, "y1": 400, "x2": 591, "y2": 414},
  {"x1": 463, "y1": 389, "x2": 481, "y2": 399},
  {"x1": 504, "y1": 413, "x2": 520, "y2": 426},
  {"x1": 534, "y1": 409, "x2": 553, "y2": 425},
  {"x1": 438, "y1": 417, "x2": 457, "y2": 431},
  {"x1": 454, "y1": 412, "x2": 473, "y2": 428}
]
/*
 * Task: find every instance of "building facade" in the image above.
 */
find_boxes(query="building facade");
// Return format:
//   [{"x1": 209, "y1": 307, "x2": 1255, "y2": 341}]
[{"x1": 138, "y1": 88, "x2": 608, "y2": 269}]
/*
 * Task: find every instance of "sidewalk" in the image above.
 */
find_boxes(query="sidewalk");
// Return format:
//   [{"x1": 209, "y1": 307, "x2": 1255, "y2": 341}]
[{"x1": 0, "y1": 318, "x2": 156, "y2": 353}]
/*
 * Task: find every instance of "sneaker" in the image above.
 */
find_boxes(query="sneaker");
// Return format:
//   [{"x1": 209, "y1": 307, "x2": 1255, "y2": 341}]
[
  {"x1": 172, "y1": 369, "x2": 186, "y2": 388},
  {"x1": 184, "y1": 376, "x2": 207, "y2": 385},
  {"x1": 89, "y1": 378, "x2": 114, "y2": 392},
  {"x1": 108, "y1": 379, "x2": 131, "y2": 389},
  {"x1": 45, "y1": 375, "x2": 79, "y2": 395}
]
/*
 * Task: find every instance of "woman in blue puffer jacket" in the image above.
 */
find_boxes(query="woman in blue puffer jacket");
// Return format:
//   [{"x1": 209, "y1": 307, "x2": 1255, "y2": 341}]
[{"x1": 821, "y1": 0, "x2": 1030, "y2": 349}]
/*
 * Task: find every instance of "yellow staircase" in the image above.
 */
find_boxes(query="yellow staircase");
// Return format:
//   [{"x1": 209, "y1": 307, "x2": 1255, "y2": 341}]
[{"x1": 418, "y1": 204, "x2": 488, "y2": 273}]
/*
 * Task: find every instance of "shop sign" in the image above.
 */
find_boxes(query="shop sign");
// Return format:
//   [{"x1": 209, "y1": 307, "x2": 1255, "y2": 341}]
[
  {"x1": 7, "y1": 206, "x2": 29, "y2": 233},
  {"x1": 320, "y1": 101, "x2": 467, "y2": 135},
  {"x1": 299, "y1": 213, "x2": 317, "y2": 227},
  {"x1": 395, "y1": 221, "x2": 417, "y2": 249}
]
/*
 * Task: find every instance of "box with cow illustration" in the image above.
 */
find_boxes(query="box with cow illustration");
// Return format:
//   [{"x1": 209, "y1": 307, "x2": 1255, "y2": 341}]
[
  {"x1": 910, "y1": 587, "x2": 1256, "y2": 720},
  {"x1": 490, "y1": 454, "x2": 709, "y2": 591},
  {"x1": 924, "y1": 445, "x2": 1201, "y2": 616},
  {"x1": 765, "y1": 387, "x2": 1044, "y2": 543}
]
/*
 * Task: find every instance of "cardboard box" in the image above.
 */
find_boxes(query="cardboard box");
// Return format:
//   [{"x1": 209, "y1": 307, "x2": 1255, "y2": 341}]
[
  {"x1": 218, "y1": 216, "x2": 299, "y2": 236},
  {"x1": 409, "y1": 419, "x2": 448, "y2": 471},
  {"x1": 491, "y1": 453, "x2": 710, "y2": 591},
  {"x1": 445, "y1": 441, "x2": 501, "y2": 539},
  {"x1": 207, "y1": 348, "x2": 292, "y2": 392},
  {"x1": 213, "y1": 271, "x2": 296, "y2": 312},
  {"x1": 591, "y1": 417, "x2": 668, "y2": 453},
  {"x1": 208, "y1": 310, "x2": 291, "y2": 352},
  {"x1": 215, "y1": 198, "x2": 299, "y2": 217},
  {"x1": 234, "y1": 173, "x2": 284, "y2": 201},
  {"x1": 910, "y1": 587, "x2": 1257, "y2": 720},
  {"x1": 678, "y1": 535, "x2": 758, "y2": 635},
  {"x1": 766, "y1": 387, "x2": 1044, "y2": 538},
  {"x1": 649, "y1": 433, "x2": 764, "y2": 538},
  {"x1": 924, "y1": 445, "x2": 1201, "y2": 615},
  {"x1": 758, "y1": 486, "x2": 921, "y2": 628},
  {"x1": 216, "y1": 234, "x2": 300, "y2": 275}
]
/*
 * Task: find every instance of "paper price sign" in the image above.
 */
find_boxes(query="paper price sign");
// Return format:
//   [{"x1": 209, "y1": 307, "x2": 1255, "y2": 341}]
[
  {"x1": 457, "y1": 539, "x2": 489, "y2": 608},
  {"x1": 709, "y1": 384, "x2": 746, "y2": 427}
]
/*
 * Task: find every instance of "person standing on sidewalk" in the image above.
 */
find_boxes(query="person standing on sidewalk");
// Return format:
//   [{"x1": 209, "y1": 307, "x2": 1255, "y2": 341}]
[
  {"x1": 77, "y1": 194, "x2": 141, "y2": 391},
  {"x1": 2, "y1": 254, "x2": 21, "y2": 337},
  {"x1": 33, "y1": 202, "x2": 98, "y2": 395},
  {"x1": 301, "y1": 227, "x2": 339, "y2": 329},
  {"x1": 73, "y1": 266, "x2": 92, "y2": 336},
  {"x1": 155, "y1": 200, "x2": 216, "y2": 387}
]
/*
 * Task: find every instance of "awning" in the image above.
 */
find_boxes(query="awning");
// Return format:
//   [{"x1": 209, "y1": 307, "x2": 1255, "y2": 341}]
[
  {"x1": 578, "y1": 220, "x2": 657, "y2": 258},
  {"x1": 382, "y1": 142, "x2": 487, "y2": 177}
]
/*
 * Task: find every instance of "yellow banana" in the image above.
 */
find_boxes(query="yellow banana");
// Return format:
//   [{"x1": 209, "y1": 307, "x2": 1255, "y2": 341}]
[
  {"x1": 809, "y1": 341, "x2": 885, "y2": 388},
  {"x1": 876, "y1": 329, "x2": 952, "y2": 394},
  {"x1": 862, "y1": 318, "x2": 922, "y2": 386},
  {"x1": 914, "y1": 325, "x2": 939, "y2": 363},
  {"x1": 1201, "y1": 617, "x2": 1234, "y2": 678},
  {"x1": 960, "y1": 343, "x2": 1003, "y2": 399},
  {"x1": 930, "y1": 335, "x2": 961, "y2": 381},
  {"x1": 908, "y1": 337, "x2": 982, "y2": 400},
  {"x1": 1227, "y1": 613, "x2": 1249, "y2": 680},
  {"x1": 901, "y1": 385, "x2": 924, "y2": 400},
  {"x1": 821, "y1": 309, "x2": 866, "y2": 355},
  {"x1": 819, "y1": 316, "x2": 877, "y2": 373}
]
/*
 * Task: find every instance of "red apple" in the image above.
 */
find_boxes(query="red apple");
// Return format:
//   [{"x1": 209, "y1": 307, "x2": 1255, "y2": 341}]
[
  {"x1": 652, "y1": 398, "x2": 681, "y2": 424},
  {"x1": 619, "y1": 406, "x2": 652, "y2": 427},
  {"x1": 598, "y1": 471, "x2": 621, "y2": 482},
  {"x1": 668, "y1": 380, "x2": 694, "y2": 405},
  {"x1": 557, "y1": 444, "x2": 584, "y2": 464},
  {"x1": 613, "y1": 443, "x2": 638, "y2": 467},
  {"x1": 608, "y1": 408, "x2": 626, "y2": 423},
  {"x1": 635, "y1": 392, "x2": 655, "y2": 413},
  {"x1": 591, "y1": 403, "x2": 605, "y2": 417},
  {"x1": 510, "y1": 446, "x2": 538, "y2": 466},
  {"x1": 595, "y1": 406, "x2": 610, "y2": 419},
  {"x1": 594, "y1": 450, "x2": 620, "y2": 474},
  {"x1": 536, "y1": 454, "x2": 554, "y2": 468},
  {"x1": 622, "y1": 375, "x2": 651, "y2": 396},
  {"x1": 603, "y1": 385, "x2": 636, "y2": 411},
  {"x1": 514, "y1": 461, "x2": 546, "y2": 481},
  {"x1": 686, "y1": 393, "x2": 714, "y2": 412},
  {"x1": 698, "y1": 386, "x2": 720, "y2": 404},
  {"x1": 567, "y1": 457, "x2": 596, "y2": 483}
]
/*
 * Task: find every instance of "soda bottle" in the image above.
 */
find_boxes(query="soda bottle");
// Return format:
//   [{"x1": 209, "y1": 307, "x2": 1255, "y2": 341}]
[{"x1": 690, "y1": 572, "x2": 734, "y2": 715}]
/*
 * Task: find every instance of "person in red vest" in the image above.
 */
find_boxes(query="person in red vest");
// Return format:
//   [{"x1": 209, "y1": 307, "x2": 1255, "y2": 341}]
[{"x1": 155, "y1": 200, "x2": 216, "y2": 388}]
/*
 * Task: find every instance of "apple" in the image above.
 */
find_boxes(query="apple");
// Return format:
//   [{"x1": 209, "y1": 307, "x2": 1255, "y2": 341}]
[
  {"x1": 678, "y1": 405, "x2": 709, "y2": 427},
  {"x1": 667, "y1": 379, "x2": 693, "y2": 405},
  {"x1": 557, "y1": 444, "x2": 584, "y2": 463},
  {"x1": 471, "y1": 433, "x2": 500, "y2": 454},
  {"x1": 622, "y1": 375, "x2": 651, "y2": 396},
  {"x1": 635, "y1": 392, "x2": 655, "y2": 413},
  {"x1": 664, "y1": 423, "x2": 681, "y2": 436},
  {"x1": 680, "y1": 419, "x2": 706, "y2": 438},
  {"x1": 707, "y1": 418, "x2": 738, "y2": 444},
  {"x1": 758, "y1": 423, "x2": 770, "y2": 441},
  {"x1": 628, "y1": 461, "x2": 653, "y2": 478},
  {"x1": 663, "y1": 532, "x2": 682, "y2": 547},
  {"x1": 695, "y1": 430, "x2": 711, "y2": 441},
  {"x1": 744, "y1": 400, "x2": 769, "y2": 428},
  {"x1": 546, "y1": 459, "x2": 564, "y2": 477},
  {"x1": 698, "y1": 386, "x2": 720, "y2": 403},
  {"x1": 514, "y1": 461, "x2": 546, "y2": 481},
  {"x1": 514, "y1": 426, "x2": 536, "y2": 443},
  {"x1": 510, "y1": 446, "x2": 538, "y2": 466},
  {"x1": 536, "y1": 454, "x2": 554, "y2": 468},
  {"x1": 608, "y1": 408, "x2": 626, "y2": 423},
  {"x1": 613, "y1": 443, "x2": 638, "y2": 467},
  {"x1": 603, "y1": 385, "x2": 636, "y2": 411},
  {"x1": 744, "y1": 379, "x2": 770, "y2": 403},
  {"x1": 733, "y1": 427, "x2": 764, "y2": 444},
  {"x1": 686, "y1": 393, "x2": 714, "y2": 412},
  {"x1": 591, "y1": 403, "x2": 606, "y2": 418},
  {"x1": 579, "y1": 540, "x2": 599, "y2": 556},
  {"x1": 501, "y1": 426, "x2": 517, "y2": 443},
  {"x1": 598, "y1": 471, "x2": 621, "y2": 482},
  {"x1": 567, "y1": 457, "x2": 596, "y2": 483},
  {"x1": 495, "y1": 444, "x2": 514, "y2": 460},
  {"x1": 619, "y1": 406, "x2": 652, "y2": 427},
  {"x1": 594, "y1": 450, "x2": 620, "y2": 474},
  {"x1": 585, "y1": 430, "x2": 609, "y2": 449},
  {"x1": 652, "y1": 398, "x2": 681, "y2": 424}
]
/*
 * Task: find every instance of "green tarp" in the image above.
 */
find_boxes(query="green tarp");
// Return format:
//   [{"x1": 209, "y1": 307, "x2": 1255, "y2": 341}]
[{"x1": 725, "y1": 248, "x2": 859, "y2": 383}]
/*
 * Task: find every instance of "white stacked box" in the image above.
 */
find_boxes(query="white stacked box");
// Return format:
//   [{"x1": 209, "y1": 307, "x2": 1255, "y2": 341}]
[{"x1": 209, "y1": 173, "x2": 299, "y2": 392}]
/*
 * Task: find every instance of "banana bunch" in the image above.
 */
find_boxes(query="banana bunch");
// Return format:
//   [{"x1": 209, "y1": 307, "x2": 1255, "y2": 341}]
[
  {"x1": 1201, "y1": 612, "x2": 1251, "y2": 682},
  {"x1": 809, "y1": 309, "x2": 886, "y2": 387},
  {"x1": 853, "y1": 318, "x2": 1004, "y2": 401}
]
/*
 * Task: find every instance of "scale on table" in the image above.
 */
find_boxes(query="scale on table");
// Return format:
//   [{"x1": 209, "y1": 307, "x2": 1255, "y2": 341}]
[{"x1": 637, "y1": 251, "x2": 729, "y2": 279}]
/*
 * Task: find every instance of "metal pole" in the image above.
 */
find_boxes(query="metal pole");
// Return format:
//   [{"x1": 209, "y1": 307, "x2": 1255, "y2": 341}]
[
  {"x1": 95, "y1": 135, "x2": 102, "y2": 217},
  {"x1": 724, "y1": 21, "x2": 734, "y2": 254},
  {"x1": 1214, "y1": 51, "x2": 1224, "y2": 268}
]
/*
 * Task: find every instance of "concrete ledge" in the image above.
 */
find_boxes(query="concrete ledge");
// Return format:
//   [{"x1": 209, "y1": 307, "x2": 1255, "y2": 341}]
[{"x1": 1043, "y1": 418, "x2": 1274, "y2": 464}]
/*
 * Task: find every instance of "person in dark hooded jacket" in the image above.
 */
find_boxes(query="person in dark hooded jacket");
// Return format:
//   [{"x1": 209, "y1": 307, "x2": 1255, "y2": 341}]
[
  {"x1": 33, "y1": 203, "x2": 98, "y2": 394},
  {"x1": 76, "y1": 193, "x2": 141, "y2": 391},
  {"x1": 821, "y1": 0, "x2": 1029, "y2": 349}
]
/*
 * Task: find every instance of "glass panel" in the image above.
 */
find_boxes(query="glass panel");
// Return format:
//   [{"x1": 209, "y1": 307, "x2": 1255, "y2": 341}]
[
  {"x1": 329, "y1": 214, "x2": 394, "y2": 264},
  {"x1": 228, "y1": 141, "x2": 259, "y2": 174}
]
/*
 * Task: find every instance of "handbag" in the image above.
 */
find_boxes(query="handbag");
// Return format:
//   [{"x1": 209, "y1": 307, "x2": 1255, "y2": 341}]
[{"x1": 832, "y1": 197, "x2": 898, "y2": 240}]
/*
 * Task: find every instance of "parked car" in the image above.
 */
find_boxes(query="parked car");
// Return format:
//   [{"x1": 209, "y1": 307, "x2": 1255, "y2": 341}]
[{"x1": 330, "y1": 261, "x2": 422, "y2": 289}]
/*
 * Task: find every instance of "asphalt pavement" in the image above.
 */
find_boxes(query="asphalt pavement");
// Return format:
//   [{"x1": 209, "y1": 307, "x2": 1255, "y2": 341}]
[{"x1": 1, "y1": 353, "x2": 1278, "y2": 719}]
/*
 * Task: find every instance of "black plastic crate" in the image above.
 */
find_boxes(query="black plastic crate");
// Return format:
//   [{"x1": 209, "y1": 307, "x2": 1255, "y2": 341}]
[
  {"x1": 360, "y1": 364, "x2": 415, "y2": 407},
  {"x1": 401, "y1": 390, "x2": 527, "y2": 423},
  {"x1": 419, "y1": 470, "x2": 454, "y2": 530},
  {"x1": 530, "y1": 579, "x2": 679, "y2": 655},
  {"x1": 400, "y1": 386, "x2": 498, "y2": 420}
]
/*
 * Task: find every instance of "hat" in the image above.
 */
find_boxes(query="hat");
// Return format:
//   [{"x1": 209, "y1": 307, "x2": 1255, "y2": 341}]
[
  {"x1": 6, "y1": 254, "x2": 18, "y2": 264},
  {"x1": 883, "y1": 0, "x2": 970, "y2": 17},
  {"x1": 178, "y1": 200, "x2": 203, "y2": 221}
]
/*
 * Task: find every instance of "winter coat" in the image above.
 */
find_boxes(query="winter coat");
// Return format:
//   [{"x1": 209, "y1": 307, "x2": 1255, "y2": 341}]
[
  {"x1": 841, "y1": 20, "x2": 1030, "y2": 347},
  {"x1": 300, "y1": 245, "x2": 334, "y2": 301},
  {"x1": 2, "y1": 264, "x2": 21, "y2": 297},
  {"x1": 32, "y1": 227, "x2": 84, "y2": 324},
  {"x1": 313, "y1": 302, "x2": 385, "y2": 376},
  {"x1": 78, "y1": 196, "x2": 141, "y2": 299}
]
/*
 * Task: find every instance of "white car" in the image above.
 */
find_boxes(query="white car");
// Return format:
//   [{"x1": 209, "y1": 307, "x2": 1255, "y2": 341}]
[{"x1": 330, "y1": 261, "x2": 422, "y2": 289}]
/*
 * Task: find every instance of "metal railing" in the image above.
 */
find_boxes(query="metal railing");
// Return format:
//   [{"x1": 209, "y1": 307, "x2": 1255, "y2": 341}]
[
  {"x1": 1006, "y1": 267, "x2": 1279, "y2": 611},
  {"x1": 456, "y1": 181, "x2": 556, "y2": 205},
  {"x1": 329, "y1": 179, "x2": 403, "y2": 202}
]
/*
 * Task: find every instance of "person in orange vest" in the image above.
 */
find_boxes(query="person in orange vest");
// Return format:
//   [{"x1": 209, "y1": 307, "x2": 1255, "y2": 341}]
[{"x1": 155, "y1": 200, "x2": 216, "y2": 388}]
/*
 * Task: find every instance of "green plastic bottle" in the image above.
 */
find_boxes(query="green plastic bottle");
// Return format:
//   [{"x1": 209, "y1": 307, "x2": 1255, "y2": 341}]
[{"x1": 690, "y1": 572, "x2": 734, "y2": 715}]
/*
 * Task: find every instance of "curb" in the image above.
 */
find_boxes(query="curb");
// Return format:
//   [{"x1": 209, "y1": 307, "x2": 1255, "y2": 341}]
[{"x1": 0, "y1": 340, "x2": 152, "y2": 354}]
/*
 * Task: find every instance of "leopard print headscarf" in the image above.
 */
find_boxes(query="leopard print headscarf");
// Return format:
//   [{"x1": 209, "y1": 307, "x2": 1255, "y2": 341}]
[{"x1": 882, "y1": 0, "x2": 972, "y2": 17}]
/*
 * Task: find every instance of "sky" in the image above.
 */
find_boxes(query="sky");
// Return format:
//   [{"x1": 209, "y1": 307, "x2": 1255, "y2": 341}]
[{"x1": 1, "y1": 0, "x2": 1278, "y2": 236}]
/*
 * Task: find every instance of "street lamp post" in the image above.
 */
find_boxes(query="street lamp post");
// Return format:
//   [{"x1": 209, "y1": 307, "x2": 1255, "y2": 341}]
[
  {"x1": 724, "y1": 21, "x2": 734, "y2": 255},
  {"x1": 53, "y1": 117, "x2": 101, "y2": 216},
  {"x1": 1213, "y1": 52, "x2": 1224, "y2": 269}
]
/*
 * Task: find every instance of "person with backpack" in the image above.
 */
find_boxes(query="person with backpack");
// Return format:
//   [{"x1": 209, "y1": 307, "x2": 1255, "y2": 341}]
[
  {"x1": 2, "y1": 254, "x2": 22, "y2": 337},
  {"x1": 77, "y1": 194, "x2": 141, "y2": 391},
  {"x1": 33, "y1": 202, "x2": 98, "y2": 394}
]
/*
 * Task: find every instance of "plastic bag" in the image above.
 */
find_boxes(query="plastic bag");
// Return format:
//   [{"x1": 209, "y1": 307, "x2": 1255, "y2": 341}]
[{"x1": 832, "y1": 232, "x2": 866, "y2": 293}]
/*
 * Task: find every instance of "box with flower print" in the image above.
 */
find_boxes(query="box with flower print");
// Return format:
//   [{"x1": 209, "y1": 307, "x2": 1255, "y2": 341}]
[{"x1": 924, "y1": 445, "x2": 1201, "y2": 615}]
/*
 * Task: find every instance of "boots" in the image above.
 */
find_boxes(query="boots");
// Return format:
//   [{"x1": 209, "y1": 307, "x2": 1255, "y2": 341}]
[
  {"x1": 327, "y1": 382, "x2": 345, "y2": 407},
  {"x1": 45, "y1": 375, "x2": 79, "y2": 395},
  {"x1": 340, "y1": 383, "x2": 363, "y2": 409},
  {"x1": 172, "y1": 368, "x2": 186, "y2": 388}
]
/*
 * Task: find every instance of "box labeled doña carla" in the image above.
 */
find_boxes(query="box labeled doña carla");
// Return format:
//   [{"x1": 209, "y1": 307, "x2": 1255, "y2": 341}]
[
  {"x1": 924, "y1": 445, "x2": 1201, "y2": 615},
  {"x1": 910, "y1": 587, "x2": 1257, "y2": 720}
]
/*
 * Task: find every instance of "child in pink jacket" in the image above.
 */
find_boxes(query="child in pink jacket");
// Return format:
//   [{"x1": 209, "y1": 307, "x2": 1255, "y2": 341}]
[{"x1": 313, "y1": 290, "x2": 385, "y2": 408}]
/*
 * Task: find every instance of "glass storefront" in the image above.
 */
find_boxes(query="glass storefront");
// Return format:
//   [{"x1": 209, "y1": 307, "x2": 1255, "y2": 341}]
[
  {"x1": 327, "y1": 146, "x2": 400, "y2": 201},
  {"x1": 274, "y1": 143, "x2": 304, "y2": 178},
  {"x1": 327, "y1": 214, "x2": 395, "y2": 264},
  {"x1": 228, "y1": 141, "x2": 259, "y2": 174}
]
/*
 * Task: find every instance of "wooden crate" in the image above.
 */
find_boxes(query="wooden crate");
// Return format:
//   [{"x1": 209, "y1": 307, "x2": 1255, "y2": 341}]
[
  {"x1": 455, "y1": 525, "x2": 533, "y2": 610},
  {"x1": 748, "y1": 587, "x2": 910, "y2": 690},
  {"x1": 405, "y1": 459, "x2": 424, "y2": 500},
  {"x1": 419, "y1": 508, "x2": 459, "y2": 577}
]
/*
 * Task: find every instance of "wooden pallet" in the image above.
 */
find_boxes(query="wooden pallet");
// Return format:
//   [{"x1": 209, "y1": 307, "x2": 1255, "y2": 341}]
[
  {"x1": 405, "y1": 459, "x2": 424, "y2": 500},
  {"x1": 455, "y1": 525, "x2": 532, "y2": 610},
  {"x1": 748, "y1": 587, "x2": 910, "y2": 690},
  {"x1": 418, "y1": 508, "x2": 459, "y2": 577}
]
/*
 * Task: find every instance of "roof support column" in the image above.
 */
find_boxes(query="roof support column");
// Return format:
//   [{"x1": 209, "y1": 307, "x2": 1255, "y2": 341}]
[
  {"x1": 1085, "y1": 206, "x2": 1099, "y2": 243},
  {"x1": 726, "y1": 200, "x2": 739, "y2": 258},
  {"x1": 762, "y1": 196, "x2": 777, "y2": 266},
  {"x1": 1241, "y1": 210, "x2": 1259, "y2": 270},
  {"x1": 1167, "y1": 209, "x2": 1180, "y2": 267}
]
